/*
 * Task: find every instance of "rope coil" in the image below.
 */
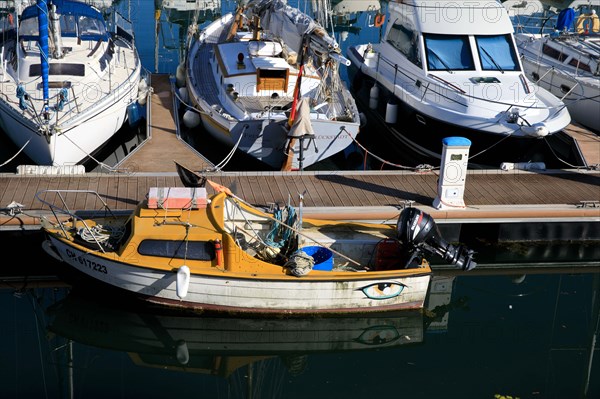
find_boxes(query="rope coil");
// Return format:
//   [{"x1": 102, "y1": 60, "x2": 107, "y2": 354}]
[{"x1": 284, "y1": 249, "x2": 314, "y2": 277}]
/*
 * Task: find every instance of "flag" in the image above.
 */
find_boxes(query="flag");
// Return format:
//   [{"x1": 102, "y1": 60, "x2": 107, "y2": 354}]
[{"x1": 206, "y1": 179, "x2": 234, "y2": 196}]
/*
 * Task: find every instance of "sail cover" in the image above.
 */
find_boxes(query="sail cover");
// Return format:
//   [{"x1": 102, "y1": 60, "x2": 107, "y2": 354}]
[
  {"x1": 288, "y1": 97, "x2": 315, "y2": 138},
  {"x1": 248, "y1": 0, "x2": 338, "y2": 55}
]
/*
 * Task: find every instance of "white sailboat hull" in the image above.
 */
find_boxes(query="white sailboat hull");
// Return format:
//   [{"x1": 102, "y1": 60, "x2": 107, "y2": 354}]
[
  {"x1": 0, "y1": 72, "x2": 140, "y2": 165},
  {"x1": 185, "y1": 1, "x2": 361, "y2": 170}
]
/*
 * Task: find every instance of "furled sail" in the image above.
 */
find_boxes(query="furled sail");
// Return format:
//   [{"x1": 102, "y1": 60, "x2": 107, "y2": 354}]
[{"x1": 36, "y1": 0, "x2": 50, "y2": 110}]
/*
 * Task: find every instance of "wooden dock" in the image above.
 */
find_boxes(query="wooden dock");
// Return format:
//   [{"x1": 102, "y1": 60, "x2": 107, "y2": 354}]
[
  {"x1": 116, "y1": 74, "x2": 214, "y2": 173},
  {"x1": 564, "y1": 123, "x2": 600, "y2": 167},
  {"x1": 0, "y1": 74, "x2": 599, "y2": 235},
  {"x1": 1, "y1": 168, "x2": 598, "y2": 227}
]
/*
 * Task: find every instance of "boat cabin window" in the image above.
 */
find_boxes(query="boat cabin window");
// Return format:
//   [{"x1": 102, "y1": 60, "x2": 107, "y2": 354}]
[
  {"x1": 29, "y1": 63, "x2": 85, "y2": 77},
  {"x1": 423, "y1": 34, "x2": 474, "y2": 71},
  {"x1": 18, "y1": 17, "x2": 39, "y2": 39},
  {"x1": 138, "y1": 239, "x2": 216, "y2": 261},
  {"x1": 568, "y1": 58, "x2": 591, "y2": 73},
  {"x1": 78, "y1": 16, "x2": 107, "y2": 41},
  {"x1": 475, "y1": 34, "x2": 520, "y2": 72},
  {"x1": 386, "y1": 22, "x2": 421, "y2": 67},
  {"x1": 542, "y1": 43, "x2": 568, "y2": 62},
  {"x1": 60, "y1": 15, "x2": 78, "y2": 37}
]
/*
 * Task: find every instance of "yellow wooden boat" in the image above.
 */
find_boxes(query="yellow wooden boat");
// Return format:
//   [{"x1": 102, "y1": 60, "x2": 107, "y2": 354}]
[{"x1": 38, "y1": 182, "x2": 476, "y2": 316}]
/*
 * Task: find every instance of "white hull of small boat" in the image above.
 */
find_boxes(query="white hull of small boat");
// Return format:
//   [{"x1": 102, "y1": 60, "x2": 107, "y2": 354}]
[{"x1": 46, "y1": 235, "x2": 431, "y2": 314}]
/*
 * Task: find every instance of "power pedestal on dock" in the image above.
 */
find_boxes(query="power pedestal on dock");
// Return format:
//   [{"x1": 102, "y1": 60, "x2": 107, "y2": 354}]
[{"x1": 433, "y1": 137, "x2": 471, "y2": 210}]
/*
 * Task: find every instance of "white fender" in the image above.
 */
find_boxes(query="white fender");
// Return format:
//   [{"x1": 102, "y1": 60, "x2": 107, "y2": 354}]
[
  {"x1": 369, "y1": 85, "x2": 379, "y2": 110},
  {"x1": 137, "y1": 78, "x2": 149, "y2": 106},
  {"x1": 385, "y1": 100, "x2": 398, "y2": 124},
  {"x1": 178, "y1": 86, "x2": 189, "y2": 104},
  {"x1": 176, "y1": 265, "x2": 190, "y2": 298},
  {"x1": 175, "y1": 63, "x2": 186, "y2": 88},
  {"x1": 183, "y1": 110, "x2": 201, "y2": 128},
  {"x1": 521, "y1": 123, "x2": 549, "y2": 137}
]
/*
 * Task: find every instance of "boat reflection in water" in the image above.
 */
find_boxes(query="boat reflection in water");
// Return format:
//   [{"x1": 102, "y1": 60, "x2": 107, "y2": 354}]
[{"x1": 46, "y1": 289, "x2": 427, "y2": 379}]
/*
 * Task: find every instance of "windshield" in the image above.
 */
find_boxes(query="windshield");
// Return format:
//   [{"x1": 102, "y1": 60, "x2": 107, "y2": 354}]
[
  {"x1": 475, "y1": 34, "x2": 520, "y2": 72},
  {"x1": 18, "y1": 14, "x2": 107, "y2": 41},
  {"x1": 387, "y1": 22, "x2": 421, "y2": 67},
  {"x1": 423, "y1": 34, "x2": 474, "y2": 71}
]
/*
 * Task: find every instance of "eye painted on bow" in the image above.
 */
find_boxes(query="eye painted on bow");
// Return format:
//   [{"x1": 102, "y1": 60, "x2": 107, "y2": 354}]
[
  {"x1": 361, "y1": 282, "x2": 405, "y2": 300},
  {"x1": 355, "y1": 325, "x2": 401, "y2": 346}
]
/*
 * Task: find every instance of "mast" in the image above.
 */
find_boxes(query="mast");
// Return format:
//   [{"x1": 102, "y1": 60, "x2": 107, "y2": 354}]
[
  {"x1": 280, "y1": 36, "x2": 309, "y2": 172},
  {"x1": 36, "y1": 0, "x2": 50, "y2": 120}
]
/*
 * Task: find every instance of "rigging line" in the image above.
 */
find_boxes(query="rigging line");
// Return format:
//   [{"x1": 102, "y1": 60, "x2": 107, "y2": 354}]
[
  {"x1": 468, "y1": 133, "x2": 513, "y2": 161},
  {"x1": 225, "y1": 197, "x2": 272, "y2": 249},
  {"x1": 208, "y1": 124, "x2": 247, "y2": 172},
  {"x1": 59, "y1": 131, "x2": 122, "y2": 173},
  {"x1": 171, "y1": 84, "x2": 197, "y2": 111},
  {"x1": 543, "y1": 136, "x2": 590, "y2": 170},
  {"x1": 0, "y1": 139, "x2": 30, "y2": 167},
  {"x1": 349, "y1": 132, "x2": 435, "y2": 171},
  {"x1": 584, "y1": 284, "x2": 600, "y2": 396}
]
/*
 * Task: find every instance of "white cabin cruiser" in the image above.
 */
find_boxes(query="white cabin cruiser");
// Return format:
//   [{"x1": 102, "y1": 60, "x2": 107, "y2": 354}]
[{"x1": 347, "y1": 0, "x2": 572, "y2": 168}]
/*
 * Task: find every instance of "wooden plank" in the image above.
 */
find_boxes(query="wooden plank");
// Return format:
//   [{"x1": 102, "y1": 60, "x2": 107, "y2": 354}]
[
  {"x1": 11, "y1": 176, "x2": 29, "y2": 207},
  {"x1": 286, "y1": 174, "x2": 312, "y2": 207},
  {"x1": 72, "y1": 177, "x2": 89, "y2": 211},
  {"x1": 262, "y1": 175, "x2": 286, "y2": 207},
  {"x1": 22, "y1": 176, "x2": 40, "y2": 213},
  {"x1": 353, "y1": 175, "x2": 392, "y2": 206},
  {"x1": 83, "y1": 174, "x2": 98, "y2": 211},
  {"x1": 565, "y1": 124, "x2": 600, "y2": 166},
  {"x1": 312, "y1": 174, "x2": 337, "y2": 207},
  {"x1": 247, "y1": 175, "x2": 267, "y2": 206}
]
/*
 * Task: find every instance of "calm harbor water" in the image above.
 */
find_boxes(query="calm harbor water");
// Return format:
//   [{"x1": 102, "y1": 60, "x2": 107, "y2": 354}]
[
  {"x1": 1, "y1": 263, "x2": 599, "y2": 399},
  {"x1": 0, "y1": 230, "x2": 599, "y2": 399}
]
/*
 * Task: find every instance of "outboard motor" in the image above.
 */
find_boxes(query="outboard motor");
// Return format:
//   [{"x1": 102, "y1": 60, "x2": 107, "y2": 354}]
[{"x1": 396, "y1": 207, "x2": 477, "y2": 271}]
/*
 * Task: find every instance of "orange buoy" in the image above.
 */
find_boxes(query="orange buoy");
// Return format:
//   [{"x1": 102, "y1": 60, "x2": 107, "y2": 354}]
[
  {"x1": 374, "y1": 13, "x2": 385, "y2": 28},
  {"x1": 214, "y1": 239, "x2": 224, "y2": 267}
]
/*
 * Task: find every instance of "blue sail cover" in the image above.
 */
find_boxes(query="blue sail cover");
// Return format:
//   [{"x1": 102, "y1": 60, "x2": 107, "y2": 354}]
[
  {"x1": 22, "y1": 0, "x2": 105, "y2": 21},
  {"x1": 556, "y1": 8, "x2": 575, "y2": 32},
  {"x1": 37, "y1": 0, "x2": 49, "y2": 105},
  {"x1": 20, "y1": 0, "x2": 108, "y2": 41}
]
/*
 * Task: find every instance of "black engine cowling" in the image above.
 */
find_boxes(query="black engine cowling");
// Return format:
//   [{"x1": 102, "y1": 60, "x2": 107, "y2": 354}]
[{"x1": 396, "y1": 207, "x2": 476, "y2": 271}]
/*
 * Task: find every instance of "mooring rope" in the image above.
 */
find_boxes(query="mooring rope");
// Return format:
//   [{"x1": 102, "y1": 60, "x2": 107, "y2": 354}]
[{"x1": 0, "y1": 139, "x2": 30, "y2": 167}]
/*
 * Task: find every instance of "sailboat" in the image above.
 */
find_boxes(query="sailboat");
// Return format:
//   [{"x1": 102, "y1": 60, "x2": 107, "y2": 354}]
[
  {"x1": 0, "y1": 0, "x2": 144, "y2": 166},
  {"x1": 183, "y1": 0, "x2": 361, "y2": 171},
  {"x1": 508, "y1": 0, "x2": 600, "y2": 133}
]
